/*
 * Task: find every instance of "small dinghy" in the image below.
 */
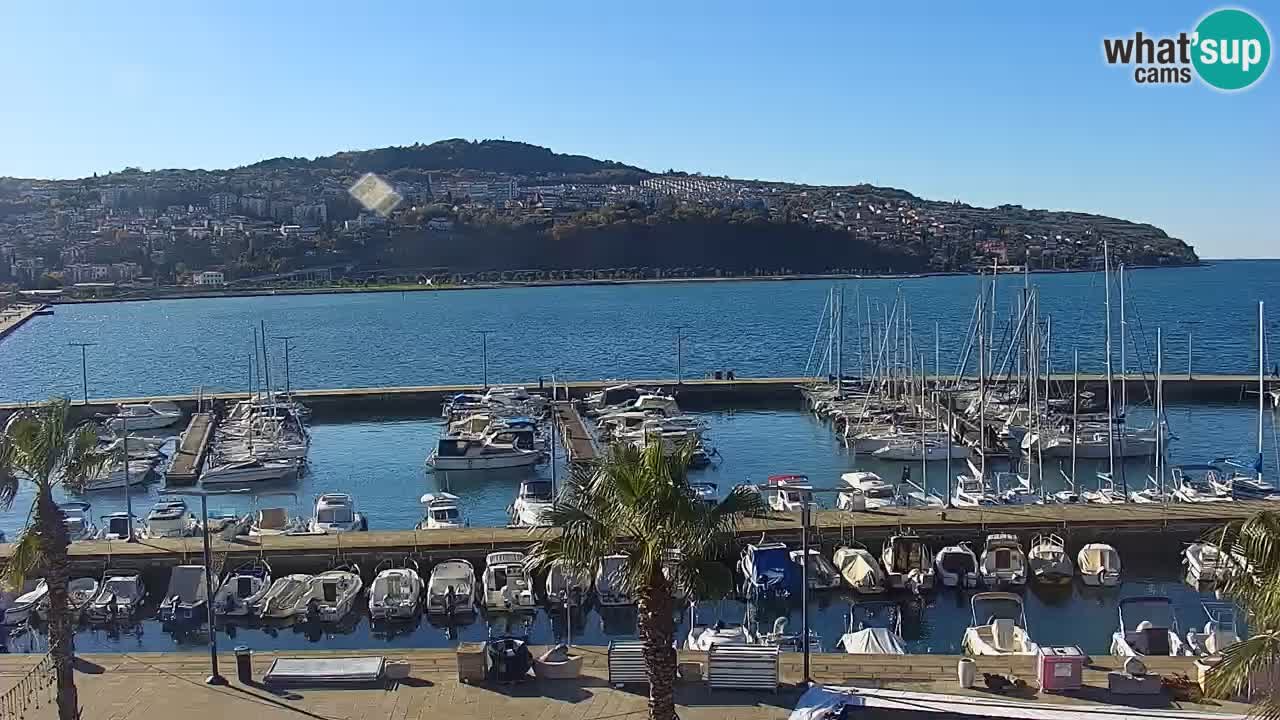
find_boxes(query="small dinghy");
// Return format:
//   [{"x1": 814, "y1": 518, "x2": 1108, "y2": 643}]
[
  {"x1": 369, "y1": 559, "x2": 424, "y2": 621},
  {"x1": 1077, "y1": 543, "x2": 1122, "y2": 587},
  {"x1": 425, "y1": 559, "x2": 477, "y2": 615},
  {"x1": 978, "y1": 533, "x2": 1027, "y2": 588},
  {"x1": 1183, "y1": 543, "x2": 1225, "y2": 587},
  {"x1": 544, "y1": 562, "x2": 591, "y2": 607},
  {"x1": 308, "y1": 564, "x2": 363, "y2": 622},
  {"x1": 934, "y1": 543, "x2": 979, "y2": 589},
  {"x1": 35, "y1": 578, "x2": 99, "y2": 622},
  {"x1": 1028, "y1": 534, "x2": 1074, "y2": 585},
  {"x1": 158, "y1": 565, "x2": 210, "y2": 624},
  {"x1": 213, "y1": 560, "x2": 272, "y2": 617}
]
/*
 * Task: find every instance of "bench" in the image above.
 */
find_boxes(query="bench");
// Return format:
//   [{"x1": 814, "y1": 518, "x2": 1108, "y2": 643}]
[
  {"x1": 707, "y1": 645, "x2": 779, "y2": 692},
  {"x1": 608, "y1": 640, "x2": 649, "y2": 687}
]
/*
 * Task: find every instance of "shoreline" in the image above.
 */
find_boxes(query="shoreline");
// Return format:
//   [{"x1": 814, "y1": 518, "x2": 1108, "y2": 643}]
[{"x1": 38, "y1": 261, "x2": 1209, "y2": 305}]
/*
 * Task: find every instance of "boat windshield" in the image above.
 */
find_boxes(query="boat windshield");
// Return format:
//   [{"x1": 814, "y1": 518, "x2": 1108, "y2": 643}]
[
  {"x1": 864, "y1": 484, "x2": 895, "y2": 499},
  {"x1": 523, "y1": 481, "x2": 553, "y2": 500},
  {"x1": 318, "y1": 508, "x2": 353, "y2": 524},
  {"x1": 432, "y1": 507, "x2": 460, "y2": 521},
  {"x1": 1121, "y1": 598, "x2": 1177, "y2": 630},
  {"x1": 972, "y1": 596, "x2": 1024, "y2": 625}
]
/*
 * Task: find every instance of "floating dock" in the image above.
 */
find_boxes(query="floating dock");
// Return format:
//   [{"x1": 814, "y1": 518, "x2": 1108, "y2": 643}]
[
  {"x1": 164, "y1": 412, "x2": 217, "y2": 486},
  {"x1": 554, "y1": 401, "x2": 598, "y2": 463}
]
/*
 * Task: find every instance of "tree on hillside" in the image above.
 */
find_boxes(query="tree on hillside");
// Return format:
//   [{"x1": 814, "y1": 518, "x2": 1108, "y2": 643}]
[
  {"x1": 527, "y1": 443, "x2": 766, "y2": 720},
  {"x1": 0, "y1": 399, "x2": 109, "y2": 720}
]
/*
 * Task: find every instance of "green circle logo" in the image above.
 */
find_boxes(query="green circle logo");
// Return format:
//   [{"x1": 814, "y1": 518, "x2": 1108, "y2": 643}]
[{"x1": 1193, "y1": 8, "x2": 1271, "y2": 90}]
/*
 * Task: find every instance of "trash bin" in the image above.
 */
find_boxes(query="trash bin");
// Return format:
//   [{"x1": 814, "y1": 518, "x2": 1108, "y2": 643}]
[{"x1": 234, "y1": 646, "x2": 253, "y2": 684}]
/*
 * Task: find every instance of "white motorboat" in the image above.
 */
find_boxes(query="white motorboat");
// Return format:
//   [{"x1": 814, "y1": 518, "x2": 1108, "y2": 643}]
[
  {"x1": 1184, "y1": 543, "x2": 1225, "y2": 587},
  {"x1": 3, "y1": 580, "x2": 47, "y2": 625},
  {"x1": 308, "y1": 493, "x2": 367, "y2": 533},
  {"x1": 85, "y1": 570, "x2": 145, "y2": 623},
  {"x1": 60, "y1": 501, "x2": 98, "y2": 541},
  {"x1": 596, "y1": 554, "x2": 634, "y2": 607},
  {"x1": 425, "y1": 559, "x2": 477, "y2": 615},
  {"x1": 308, "y1": 565, "x2": 364, "y2": 622},
  {"x1": 791, "y1": 548, "x2": 842, "y2": 590},
  {"x1": 1185, "y1": 602, "x2": 1241, "y2": 657},
  {"x1": 426, "y1": 431, "x2": 542, "y2": 471},
  {"x1": 82, "y1": 459, "x2": 155, "y2": 491},
  {"x1": 509, "y1": 479, "x2": 554, "y2": 527},
  {"x1": 97, "y1": 512, "x2": 139, "y2": 541},
  {"x1": 369, "y1": 559, "x2": 424, "y2": 621},
  {"x1": 544, "y1": 562, "x2": 591, "y2": 607},
  {"x1": 605, "y1": 393, "x2": 680, "y2": 417},
  {"x1": 213, "y1": 560, "x2": 272, "y2": 616},
  {"x1": 257, "y1": 574, "x2": 316, "y2": 618},
  {"x1": 482, "y1": 551, "x2": 536, "y2": 612},
  {"x1": 249, "y1": 508, "x2": 305, "y2": 536},
  {"x1": 951, "y1": 475, "x2": 999, "y2": 506},
  {"x1": 684, "y1": 602, "x2": 756, "y2": 650},
  {"x1": 104, "y1": 401, "x2": 183, "y2": 431},
  {"x1": 585, "y1": 384, "x2": 645, "y2": 412},
  {"x1": 765, "y1": 474, "x2": 818, "y2": 512},
  {"x1": 36, "y1": 578, "x2": 99, "y2": 622},
  {"x1": 832, "y1": 546, "x2": 885, "y2": 594},
  {"x1": 1028, "y1": 534, "x2": 1074, "y2": 585},
  {"x1": 1077, "y1": 543, "x2": 1122, "y2": 586},
  {"x1": 98, "y1": 436, "x2": 165, "y2": 461},
  {"x1": 202, "y1": 457, "x2": 299, "y2": 484},
  {"x1": 934, "y1": 543, "x2": 979, "y2": 589},
  {"x1": 1130, "y1": 474, "x2": 1171, "y2": 504},
  {"x1": 141, "y1": 499, "x2": 197, "y2": 538},
  {"x1": 158, "y1": 565, "x2": 209, "y2": 624},
  {"x1": 962, "y1": 592, "x2": 1039, "y2": 656},
  {"x1": 837, "y1": 471, "x2": 896, "y2": 510},
  {"x1": 978, "y1": 533, "x2": 1027, "y2": 588},
  {"x1": 1171, "y1": 465, "x2": 1234, "y2": 503},
  {"x1": 688, "y1": 481, "x2": 718, "y2": 507},
  {"x1": 1111, "y1": 596, "x2": 1191, "y2": 657},
  {"x1": 881, "y1": 532, "x2": 934, "y2": 593},
  {"x1": 418, "y1": 492, "x2": 466, "y2": 529},
  {"x1": 839, "y1": 601, "x2": 907, "y2": 654}
]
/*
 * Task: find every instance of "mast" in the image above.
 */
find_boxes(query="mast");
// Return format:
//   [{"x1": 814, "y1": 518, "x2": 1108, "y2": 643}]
[
  {"x1": 1071, "y1": 348, "x2": 1079, "y2": 496},
  {"x1": 1156, "y1": 327, "x2": 1163, "y2": 499},
  {"x1": 991, "y1": 258, "x2": 998, "y2": 379},
  {"x1": 1119, "y1": 265, "x2": 1127, "y2": 413},
  {"x1": 1103, "y1": 241, "x2": 1117, "y2": 486},
  {"x1": 978, "y1": 287, "x2": 987, "y2": 480},
  {"x1": 834, "y1": 286, "x2": 843, "y2": 397},
  {"x1": 1260, "y1": 300, "x2": 1266, "y2": 480},
  {"x1": 920, "y1": 354, "x2": 928, "y2": 498}
]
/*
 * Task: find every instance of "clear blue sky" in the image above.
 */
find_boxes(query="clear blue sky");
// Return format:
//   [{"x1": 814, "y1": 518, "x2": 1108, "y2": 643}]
[{"x1": 1, "y1": 1, "x2": 1276, "y2": 257}]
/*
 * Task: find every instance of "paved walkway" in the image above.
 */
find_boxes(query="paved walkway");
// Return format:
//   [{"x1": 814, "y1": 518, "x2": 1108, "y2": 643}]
[{"x1": 0, "y1": 649, "x2": 1250, "y2": 720}]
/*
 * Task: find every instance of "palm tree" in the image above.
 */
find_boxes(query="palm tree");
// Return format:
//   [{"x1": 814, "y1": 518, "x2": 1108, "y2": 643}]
[
  {"x1": 528, "y1": 441, "x2": 766, "y2": 720},
  {"x1": 1204, "y1": 509, "x2": 1280, "y2": 719},
  {"x1": 0, "y1": 399, "x2": 108, "y2": 720}
]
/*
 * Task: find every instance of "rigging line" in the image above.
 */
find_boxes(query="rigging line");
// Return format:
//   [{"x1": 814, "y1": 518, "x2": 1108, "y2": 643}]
[{"x1": 802, "y1": 289, "x2": 831, "y2": 378}]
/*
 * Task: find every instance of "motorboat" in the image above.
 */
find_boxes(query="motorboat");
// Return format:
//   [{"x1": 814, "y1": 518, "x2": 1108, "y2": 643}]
[
  {"x1": 662, "y1": 549, "x2": 690, "y2": 601},
  {"x1": 585, "y1": 383, "x2": 645, "y2": 412},
  {"x1": 509, "y1": 479, "x2": 554, "y2": 527},
  {"x1": 978, "y1": 533, "x2": 1027, "y2": 588},
  {"x1": 962, "y1": 592, "x2": 1039, "y2": 656},
  {"x1": 596, "y1": 554, "x2": 634, "y2": 607},
  {"x1": 765, "y1": 474, "x2": 818, "y2": 512},
  {"x1": 544, "y1": 562, "x2": 591, "y2": 607},
  {"x1": 837, "y1": 471, "x2": 896, "y2": 510},
  {"x1": 249, "y1": 507, "x2": 304, "y2": 536},
  {"x1": 1130, "y1": 474, "x2": 1171, "y2": 504},
  {"x1": 1027, "y1": 534, "x2": 1074, "y2": 585},
  {"x1": 97, "y1": 512, "x2": 138, "y2": 541},
  {"x1": 838, "y1": 601, "x2": 906, "y2": 654},
  {"x1": 1077, "y1": 543, "x2": 1122, "y2": 587},
  {"x1": 418, "y1": 492, "x2": 466, "y2": 529},
  {"x1": 308, "y1": 493, "x2": 368, "y2": 533},
  {"x1": 688, "y1": 481, "x2": 718, "y2": 507},
  {"x1": 141, "y1": 499, "x2": 197, "y2": 538},
  {"x1": 426, "y1": 432, "x2": 542, "y2": 471},
  {"x1": 425, "y1": 559, "x2": 478, "y2": 615},
  {"x1": 759, "y1": 616, "x2": 823, "y2": 653},
  {"x1": 85, "y1": 570, "x2": 145, "y2": 623},
  {"x1": 791, "y1": 548, "x2": 841, "y2": 590},
  {"x1": 213, "y1": 560, "x2": 272, "y2": 616},
  {"x1": 482, "y1": 551, "x2": 537, "y2": 612},
  {"x1": 832, "y1": 546, "x2": 885, "y2": 594},
  {"x1": 934, "y1": 543, "x2": 979, "y2": 589},
  {"x1": 36, "y1": 578, "x2": 99, "y2": 622},
  {"x1": 103, "y1": 401, "x2": 183, "y2": 431},
  {"x1": 201, "y1": 457, "x2": 300, "y2": 484},
  {"x1": 82, "y1": 459, "x2": 154, "y2": 490},
  {"x1": 1212, "y1": 458, "x2": 1280, "y2": 499},
  {"x1": 369, "y1": 559, "x2": 424, "y2": 621},
  {"x1": 739, "y1": 542, "x2": 798, "y2": 600},
  {"x1": 607, "y1": 394, "x2": 680, "y2": 417},
  {"x1": 1111, "y1": 596, "x2": 1191, "y2": 657},
  {"x1": 951, "y1": 474, "x2": 999, "y2": 506},
  {"x1": 685, "y1": 602, "x2": 756, "y2": 650},
  {"x1": 308, "y1": 565, "x2": 364, "y2": 622},
  {"x1": 881, "y1": 532, "x2": 934, "y2": 593},
  {"x1": 1171, "y1": 465, "x2": 1234, "y2": 503},
  {"x1": 1184, "y1": 543, "x2": 1226, "y2": 587},
  {"x1": 258, "y1": 574, "x2": 317, "y2": 619},
  {"x1": 1185, "y1": 602, "x2": 1241, "y2": 656},
  {"x1": 3, "y1": 580, "x2": 47, "y2": 625},
  {"x1": 98, "y1": 436, "x2": 165, "y2": 461},
  {"x1": 60, "y1": 501, "x2": 98, "y2": 541},
  {"x1": 158, "y1": 565, "x2": 209, "y2": 624}
]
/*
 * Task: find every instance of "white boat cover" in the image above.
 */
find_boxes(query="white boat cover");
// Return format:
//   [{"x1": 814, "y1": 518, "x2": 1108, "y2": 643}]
[
  {"x1": 264, "y1": 657, "x2": 385, "y2": 685},
  {"x1": 788, "y1": 685, "x2": 1246, "y2": 720},
  {"x1": 838, "y1": 628, "x2": 905, "y2": 654}
]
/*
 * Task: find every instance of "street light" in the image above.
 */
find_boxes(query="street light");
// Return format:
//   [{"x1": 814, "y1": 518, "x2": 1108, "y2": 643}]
[
  {"x1": 160, "y1": 487, "x2": 251, "y2": 685},
  {"x1": 475, "y1": 330, "x2": 493, "y2": 389},
  {"x1": 67, "y1": 342, "x2": 96, "y2": 405}
]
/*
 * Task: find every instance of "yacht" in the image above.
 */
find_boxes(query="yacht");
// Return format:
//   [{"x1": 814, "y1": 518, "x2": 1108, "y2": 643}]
[
  {"x1": 3, "y1": 581, "x2": 47, "y2": 625},
  {"x1": 481, "y1": 551, "x2": 537, "y2": 612},
  {"x1": 832, "y1": 545, "x2": 885, "y2": 594},
  {"x1": 1111, "y1": 596, "x2": 1191, "y2": 657},
  {"x1": 59, "y1": 501, "x2": 98, "y2": 541},
  {"x1": 369, "y1": 559, "x2": 424, "y2": 621},
  {"x1": 83, "y1": 459, "x2": 155, "y2": 491},
  {"x1": 1184, "y1": 543, "x2": 1225, "y2": 587},
  {"x1": 585, "y1": 383, "x2": 645, "y2": 412},
  {"x1": 871, "y1": 438, "x2": 969, "y2": 461},
  {"x1": 308, "y1": 493, "x2": 367, "y2": 533},
  {"x1": 1171, "y1": 465, "x2": 1234, "y2": 503},
  {"x1": 739, "y1": 542, "x2": 797, "y2": 600},
  {"x1": 934, "y1": 543, "x2": 979, "y2": 589},
  {"x1": 838, "y1": 601, "x2": 906, "y2": 654},
  {"x1": 881, "y1": 532, "x2": 934, "y2": 593},
  {"x1": 837, "y1": 471, "x2": 896, "y2": 510},
  {"x1": 201, "y1": 457, "x2": 300, "y2": 484},
  {"x1": 418, "y1": 492, "x2": 466, "y2": 529},
  {"x1": 1027, "y1": 534, "x2": 1074, "y2": 585},
  {"x1": 213, "y1": 560, "x2": 272, "y2": 616},
  {"x1": 98, "y1": 436, "x2": 165, "y2": 461},
  {"x1": 510, "y1": 479, "x2": 554, "y2": 527},
  {"x1": 84, "y1": 570, "x2": 145, "y2": 623},
  {"x1": 425, "y1": 559, "x2": 478, "y2": 615},
  {"x1": 426, "y1": 431, "x2": 541, "y2": 471},
  {"x1": 141, "y1": 499, "x2": 198, "y2": 539},
  {"x1": 596, "y1": 554, "x2": 635, "y2": 607},
  {"x1": 951, "y1": 474, "x2": 999, "y2": 506},
  {"x1": 962, "y1": 592, "x2": 1039, "y2": 656},
  {"x1": 308, "y1": 565, "x2": 364, "y2": 622},
  {"x1": 158, "y1": 565, "x2": 209, "y2": 624},
  {"x1": 103, "y1": 401, "x2": 183, "y2": 431},
  {"x1": 978, "y1": 533, "x2": 1027, "y2": 588},
  {"x1": 1077, "y1": 543, "x2": 1122, "y2": 587},
  {"x1": 791, "y1": 548, "x2": 841, "y2": 590},
  {"x1": 544, "y1": 562, "x2": 591, "y2": 607},
  {"x1": 765, "y1": 474, "x2": 818, "y2": 513}
]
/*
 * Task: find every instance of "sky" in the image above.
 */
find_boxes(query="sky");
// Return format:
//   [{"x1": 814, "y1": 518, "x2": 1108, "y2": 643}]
[{"x1": 1, "y1": 1, "x2": 1277, "y2": 257}]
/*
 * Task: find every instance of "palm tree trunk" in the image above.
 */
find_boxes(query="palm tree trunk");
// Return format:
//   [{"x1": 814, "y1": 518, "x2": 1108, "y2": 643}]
[
  {"x1": 34, "y1": 489, "x2": 78, "y2": 720},
  {"x1": 637, "y1": 580, "x2": 677, "y2": 720}
]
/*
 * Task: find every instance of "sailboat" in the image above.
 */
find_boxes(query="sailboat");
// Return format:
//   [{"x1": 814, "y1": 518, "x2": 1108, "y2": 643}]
[{"x1": 1214, "y1": 301, "x2": 1280, "y2": 500}]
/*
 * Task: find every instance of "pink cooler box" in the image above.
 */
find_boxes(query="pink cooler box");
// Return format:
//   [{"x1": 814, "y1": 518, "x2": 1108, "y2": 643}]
[{"x1": 1037, "y1": 646, "x2": 1084, "y2": 691}]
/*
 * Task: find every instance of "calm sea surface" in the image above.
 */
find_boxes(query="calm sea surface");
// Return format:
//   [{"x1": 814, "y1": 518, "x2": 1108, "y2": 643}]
[{"x1": 3, "y1": 260, "x2": 1279, "y2": 402}]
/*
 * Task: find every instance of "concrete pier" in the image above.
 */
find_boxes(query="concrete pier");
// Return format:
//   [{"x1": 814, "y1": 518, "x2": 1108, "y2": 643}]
[
  {"x1": 164, "y1": 412, "x2": 217, "y2": 486},
  {"x1": 554, "y1": 401, "x2": 597, "y2": 463},
  {"x1": 0, "y1": 303, "x2": 47, "y2": 342}
]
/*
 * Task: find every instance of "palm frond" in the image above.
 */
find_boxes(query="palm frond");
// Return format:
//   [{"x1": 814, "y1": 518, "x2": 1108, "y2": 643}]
[
  {"x1": 0, "y1": 429, "x2": 19, "y2": 510},
  {"x1": 57, "y1": 423, "x2": 109, "y2": 493},
  {"x1": 1204, "y1": 631, "x2": 1280, "y2": 718},
  {"x1": 0, "y1": 516, "x2": 47, "y2": 591}
]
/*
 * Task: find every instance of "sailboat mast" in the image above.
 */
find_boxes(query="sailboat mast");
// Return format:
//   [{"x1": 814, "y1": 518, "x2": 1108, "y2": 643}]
[
  {"x1": 835, "y1": 286, "x2": 843, "y2": 397},
  {"x1": 1156, "y1": 328, "x2": 1163, "y2": 499},
  {"x1": 1071, "y1": 348, "x2": 1079, "y2": 495},
  {"x1": 1119, "y1": 265, "x2": 1127, "y2": 412},
  {"x1": 991, "y1": 259, "x2": 998, "y2": 380},
  {"x1": 1260, "y1": 300, "x2": 1266, "y2": 479},
  {"x1": 1103, "y1": 241, "x2": 1117, "y2": 482},
  {"x1": 979, "y1": 287, "x2": 987, "y2": 479}
]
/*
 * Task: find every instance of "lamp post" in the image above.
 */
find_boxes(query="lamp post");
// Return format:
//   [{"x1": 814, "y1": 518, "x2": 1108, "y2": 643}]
[
  {"x1": 476, "y1": 330, "x2": 493, "y2": 389},
  {"x1": 160, "y1": 487, "x2": 251, "y2": 685},
  {"x1": 274, "y1": 336, "x2": 298, "y2": 397},
  {"x1": 67, "y1": 342, "x2": 96, "y2": 405},
  {"x1": 1181, "y1": 320, "x2": 1201, "y2": 379}
]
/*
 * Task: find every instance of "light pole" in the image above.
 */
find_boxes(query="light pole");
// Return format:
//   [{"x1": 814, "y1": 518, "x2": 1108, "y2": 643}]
[
  {"x1": 68, "y1": 342, "x2": 96, "y2": 405},
  {"x1": 1182, "y1": 321, "x2": 1201, "y2": 379},
  {"x1": 160, "y1": 487, "x2": 251, "y2": 685},
  {"x1": 274, "y1": 336, "x2": 298, "y2": 397},
  {"x1": 476, "y1": 330, "x2": 493, "y2": 390}
]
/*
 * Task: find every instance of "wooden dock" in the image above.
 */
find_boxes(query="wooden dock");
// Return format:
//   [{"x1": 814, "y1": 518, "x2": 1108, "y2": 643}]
[
  {"x1": 164, "y1": 412, "x2": 216, "y2": 485},
  {"x1": 554, "y1": 401, "x2": 598, "y2": 463},
  {"x1": 4, "y1": 499, "x2": 1265, "y2": 576}
]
